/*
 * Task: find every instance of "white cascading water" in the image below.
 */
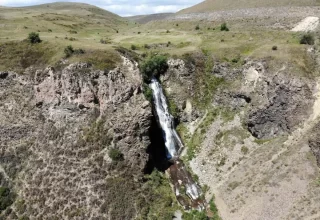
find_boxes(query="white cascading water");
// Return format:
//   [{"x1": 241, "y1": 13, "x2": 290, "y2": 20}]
[
  {"x1": 149, "y1": 78, "x2": 183, "y2": 159},
  {"x1": 149, "y1": 78, "x2": 203, "y2": 207}
]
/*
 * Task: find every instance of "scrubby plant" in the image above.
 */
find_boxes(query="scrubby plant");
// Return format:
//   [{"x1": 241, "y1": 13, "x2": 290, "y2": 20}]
[
  {"x1": 143, "y1": 84, "x2": 153, "y2": 102},
  {"x1": 27, "y1": 32, "x2": 41, "y2": 44},
  {"x1": 144, "y1": 44, "x2": 150, "y2": 49},
  {"x1": 131, "y1": 44, "x2": 137, "y2": 50},
  {"x1": 300, "y1": 33, "x2": 315, "y2": 45},
  {"x1": 140, "y1": 55, "x2": 168, "y2": 82},
  {"x1": 64, "y1": 45, "x2": 74, "y2": 58},
  {"x1": 166, "y1": 30, "x2": 170, "y2": 33},
  {"x1": 48, "y1": 29, "x2": 52, "y2": 32},
  {"x1": 195, "y1": 24, "x2": 200, "y2": 30},
  {"x1": 220, "y1": 22, "x2": 229, "y2": 31},
  {"x1": 0, "y1": 187, "x2": 15, "y2": 213},
  {"x1": 108, "y1": 148, "x2": 124, "y2": 161},
  {"x1": 272, "y1": 45, "x2": 278, "y2": 50}
]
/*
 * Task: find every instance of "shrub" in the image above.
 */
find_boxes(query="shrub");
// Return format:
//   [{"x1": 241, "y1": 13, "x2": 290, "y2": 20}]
[
  {"x1": 176, "y1": 23, "x2": 179, "y2": 27},
  {"x1": 108, "y1": 148, "x2": 124, "y2": 161},
  {"x1": 300, "y1": 33, "x2": 315, "y2": 45},
  {"x1": 48, "y1": 29, "x2": 52, "y2": 32},
  {"x1": 74, "y1": 48, "x2": 85, "y2": 55},
  {"x1": 241, "y1": 146, "x2": 249, "y2": 154},
  {"x1": 138, "y1": 32, "x2": 141, "y2": 34},
  {"x1": 68, "y1": 30, "x2": 77, "y2": 34},
  {"x1": 166, "y1": 30, "x2": 170, "y2": 33},
  {"x1": 143, "y1": 84, "x2": 153, "y2": 102},
  {"x1": 69, "y1": 37, "x2": 76, "y2": 41},
  {"x1": 64, "y1": 45, "x2": 74, "y2": 58},
  {"x1": 144, "y1": 44, "x2": 150, "y2": 49},
  {"x1": 195, "y1": 25, "x2": 200, "y2": 30},
  {"x1": 140, "y1": 55, "x2": 168, "y2": 82},
  {"x1": 131, "y1": 44, "x2": 137, "y2": 50},
  {"x1": 27, "y1": 32, "x2": 41, "y2": 44},
  {"x1": 272, "y1": 46, "x2": 278, "y2": 50},
  {"x1": 220, "y1": 22, "x2": 229, "y2": 31},
  {"x1": 0, "y1": 187, "x2": 14, "y2": 213}
]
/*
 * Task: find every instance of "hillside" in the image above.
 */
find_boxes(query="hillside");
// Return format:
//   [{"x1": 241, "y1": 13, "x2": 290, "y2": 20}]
[
  {"x1": 178, "y1": 0, "x2": 320, "y2": 14},
  {"x1": 127, "y1": 13, "x2": 174, "y2": 24},
  {"x1": 0, "y1": 2, "x2": 128, "y2": 47}
]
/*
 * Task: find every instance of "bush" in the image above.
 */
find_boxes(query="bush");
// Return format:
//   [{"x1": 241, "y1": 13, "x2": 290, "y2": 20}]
[
  {"x1": 74, "y1": 48, "x2": 85, "y2": 55},
  {"x1": 131, "y1": 44, "x2": 137, "y2": 50},
  {"x1": 108, "y1": 148, "x2": 124, "y2": 161},
  {"x1": 300, "y1": 33, "x2": 315, "y2": 45},
  {"x1": 143, "y1": 84, "x2": 153, "y2": 102},
  {"x1": 195, "y1": 25, "x2": 200, "y2": 30},
  {"x1": 166, "y1": 30, "x2": 170, "y2": 33},
  {"x1": 27, "y1": 32, "x2": 41, "y2": 44},
  {"x1": 48, "y1": 29, "x2": 52, "y2": 32},
  {"x1": 144, "y1": 44, "x2": 150, "y2": 49},
  {"x1": 140, "y1": 55, "x2": 168, "y2": 82},
  {"x1": 64, "y1": 45, "x2": 74, "y2": 58},
  {"x1": 220, "y1": 22, "x2": 229, "y2": 31},
  {"x1": 0, "y1": 187, "x2": 14, "y2": 213},
  {"x1": 272, "y1": 46, "x2": 278, "y2": 50}
]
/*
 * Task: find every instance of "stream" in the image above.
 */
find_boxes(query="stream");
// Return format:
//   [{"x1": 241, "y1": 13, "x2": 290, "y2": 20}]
[{"x1": 149, "y1": 78, "x2": 206, "y2": 210}]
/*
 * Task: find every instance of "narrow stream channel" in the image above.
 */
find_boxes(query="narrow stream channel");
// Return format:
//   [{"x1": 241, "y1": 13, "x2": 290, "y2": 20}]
[{"x1": 149, "y1": 78, "x2": 206, "y2": 210}]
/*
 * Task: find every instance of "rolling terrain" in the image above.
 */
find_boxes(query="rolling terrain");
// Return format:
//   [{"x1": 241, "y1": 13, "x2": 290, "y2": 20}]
[{"x1": 0, "y1": 1, "x2": 320, "y2": 220}]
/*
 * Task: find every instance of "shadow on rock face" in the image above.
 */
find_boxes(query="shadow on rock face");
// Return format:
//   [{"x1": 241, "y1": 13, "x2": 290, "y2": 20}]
[{"x1": 144, "y1": 113, "x2": 172, "y2": 174}]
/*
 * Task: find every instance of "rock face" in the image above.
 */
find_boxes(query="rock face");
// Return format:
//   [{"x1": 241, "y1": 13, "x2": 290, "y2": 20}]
[
  {"x1": 0, "y1": 57, "x2": 152, "y2": 219},
  {"x1": 247, "y1": 72, "x2": 314, "y2": 139}
]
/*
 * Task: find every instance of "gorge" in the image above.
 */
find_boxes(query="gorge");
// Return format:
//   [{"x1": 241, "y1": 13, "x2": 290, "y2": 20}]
[{"x1": 149, "y1": 77, "x2": 206, "y2": 211}]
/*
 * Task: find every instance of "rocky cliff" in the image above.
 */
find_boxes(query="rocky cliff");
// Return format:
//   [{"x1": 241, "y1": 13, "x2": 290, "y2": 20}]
[
  {"x1": 161, "y1": 52, "x2": 320, "y2": 220},
  {"x1": 0, "y1": 56, "x2": 153, "y2": 219}
]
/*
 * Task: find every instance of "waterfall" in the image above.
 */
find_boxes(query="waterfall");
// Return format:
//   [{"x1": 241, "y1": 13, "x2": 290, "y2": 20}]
[
  {"x1": 149, "y1": 77, "x2": 205, "y2": 210},
  {"x1": 149, "y1": 78, "x2": 183, "y2": 159}
]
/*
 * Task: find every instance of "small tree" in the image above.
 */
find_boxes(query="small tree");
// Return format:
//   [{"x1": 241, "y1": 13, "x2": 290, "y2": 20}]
[
  {"x1": 140, "y1": 55, "x2": 168, "y2": 82},
  {"x1": 220, "y1": 22, "x2": 229, "y2": 31},
  {"x1": 28, "y1": 32, "x2": 41, "y2": 44},
  {"x1": 64, "y1": 45, "x2": 74, "y2": 58},
  {"x1": 300, "y1": 33, "x2": 315, "y2": 45}
]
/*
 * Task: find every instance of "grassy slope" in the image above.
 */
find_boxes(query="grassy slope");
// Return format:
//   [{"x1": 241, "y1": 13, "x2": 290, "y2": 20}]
[
  {"x1": 178, "y1": 0, "x2": 320, "y2": 14},
  {"x1": 0, "y1": 2, "x2": 133, "y2": 72}
]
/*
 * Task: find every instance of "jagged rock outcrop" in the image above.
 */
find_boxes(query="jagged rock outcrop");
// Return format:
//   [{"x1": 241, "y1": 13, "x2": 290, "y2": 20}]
[
  {"x1": 246, "y1": 69, "x2": 314, "y2": 139},
  {"x1": 0, "y1": 57, "x2": 152, "y2": 219}
]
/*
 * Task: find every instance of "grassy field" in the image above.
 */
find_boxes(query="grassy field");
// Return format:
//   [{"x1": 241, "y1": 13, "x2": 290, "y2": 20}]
[{"x1": 0, "y1": 2, "x2": 315, "y2": 75}]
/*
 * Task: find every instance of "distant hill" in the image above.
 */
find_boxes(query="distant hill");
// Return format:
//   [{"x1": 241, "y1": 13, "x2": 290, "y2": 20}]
[
  {"x1": 127, "y1": 13, "x2": 174, "y2": 24},
  {"x1": 0, "y1": 2, "x2": 124, "y2": 24},
  {"x1": 178, "y1": 0, "x2": 320, "y2": 14}
]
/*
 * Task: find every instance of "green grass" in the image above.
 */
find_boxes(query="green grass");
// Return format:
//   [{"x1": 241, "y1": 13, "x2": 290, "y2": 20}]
[
  {"x1": 185, "y1": 109, "x2": 219, "y2": 160},
  {"x1": 0, "y1": 40, "x2": 61, "y2": 73}
]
